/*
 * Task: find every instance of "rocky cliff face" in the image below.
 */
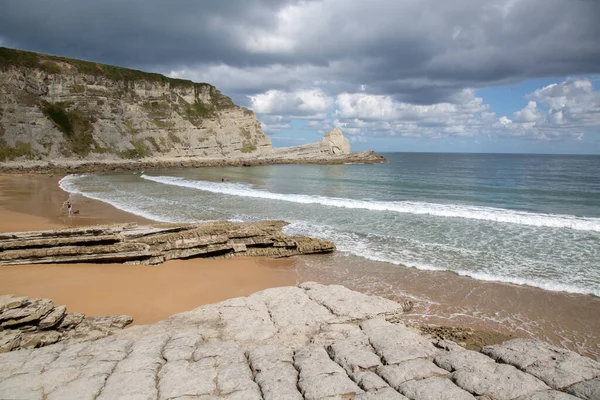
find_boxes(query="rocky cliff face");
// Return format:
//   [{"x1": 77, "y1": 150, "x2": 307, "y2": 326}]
[
  {"x1": 0, "y1": 47, "x2": 271, "y2": 162},
  {"x1": 0, "y1": 47, "x2": 386, "y2": 170}
]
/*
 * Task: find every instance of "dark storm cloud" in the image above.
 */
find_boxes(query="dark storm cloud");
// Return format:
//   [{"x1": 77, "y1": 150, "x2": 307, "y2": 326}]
[
  {"x1": 0, "y1": 0, "x2": 295, "y2": 66},
  {"x1": 1, "y1": 0, "x2": 599, "y2": 105}
]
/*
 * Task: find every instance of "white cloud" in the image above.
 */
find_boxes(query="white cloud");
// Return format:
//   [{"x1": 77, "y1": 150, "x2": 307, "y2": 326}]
[
  {"x1": 258, "y1": 115, "x2": 291, "y2": 134},
  {"x1": 496, "y1": 78, "x2": 600, "y2": 140},
  {"x1": 513, "y1": 101, "x2": 543, "y2": 123},
  {"x1": 249, "y1": 88, "x2": 333, "y2": 119},
  {"x1": 250, "y1": 78, "x2": 599, "y2": 145},
  {"x1": 331, "y1": 89, "x2": 488, "y2": 138}
]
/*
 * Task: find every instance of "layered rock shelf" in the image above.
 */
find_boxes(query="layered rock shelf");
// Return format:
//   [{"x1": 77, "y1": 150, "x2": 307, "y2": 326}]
[
  {"x1": 0, "y1": 221, "x2": 336, "y2": 266},
  {"x1": 0, "y1": 294, "x2": 132, "y2": 353},
  {"x1": 0, "y1": 283, "x2": 598, "y2": 399}
]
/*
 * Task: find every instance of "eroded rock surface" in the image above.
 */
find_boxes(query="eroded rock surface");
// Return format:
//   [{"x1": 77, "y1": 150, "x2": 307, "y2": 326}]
[
  {"x1": 1, "y1": 283, "x2": 597, "y2": 399},
  {"x1": 0, "y1": 294, "x2": 132, "y2": 353}
]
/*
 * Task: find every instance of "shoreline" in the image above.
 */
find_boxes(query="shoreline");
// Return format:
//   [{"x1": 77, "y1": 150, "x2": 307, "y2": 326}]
[{"x1": 0, "y1": 173, "x2": 299, "y2": 326}]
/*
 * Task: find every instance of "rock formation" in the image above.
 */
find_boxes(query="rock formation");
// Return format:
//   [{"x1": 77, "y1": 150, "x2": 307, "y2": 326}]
[
  {"x1": 0, "y1": 221, "x2": 335, "y2": 266},
  {"x1": 0, "y1": 283, "x2": 598, "y2": 399},
  {"x1": 0, "y1": 294, "x2": 132, "y2": 353},
  {"x1": 269, "y1": 127, "x2": 351, "y2": 160},
  {"x1": 0, "y1": 47, "x2": 385, "y2": 172}
]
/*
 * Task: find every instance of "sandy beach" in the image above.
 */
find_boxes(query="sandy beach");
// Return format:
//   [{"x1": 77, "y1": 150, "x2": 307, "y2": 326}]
[{"x1": 0, "y1": 173, "x2": 298, "y2": 326}]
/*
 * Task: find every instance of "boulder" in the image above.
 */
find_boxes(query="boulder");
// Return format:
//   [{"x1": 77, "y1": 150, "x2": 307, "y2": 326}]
[
  {"x1": 19, "y1": 331, "x2": 62, "y2": 349},
  {"x1": 0, "y1": 298, "x2": 54, "y2": 327},
  {"x1": 0, "y1": 295, "x2": 29, "y2": 312},
  {"x1": 57, "y1": 312, "x2": 85, "y2": 331}
]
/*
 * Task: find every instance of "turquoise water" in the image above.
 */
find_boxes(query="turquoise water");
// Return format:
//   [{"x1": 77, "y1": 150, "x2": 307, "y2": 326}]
[{"x1": 60, "y1": 153, "x2": 600, "y2": 296}]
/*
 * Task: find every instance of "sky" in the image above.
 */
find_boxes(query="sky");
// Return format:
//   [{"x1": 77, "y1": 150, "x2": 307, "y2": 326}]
[{"x1": 1, "y1": 0, "x2": 599, "y2": 154}]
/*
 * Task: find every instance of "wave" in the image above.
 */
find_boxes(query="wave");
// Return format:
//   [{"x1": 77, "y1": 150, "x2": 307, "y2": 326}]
[
  {"x1": 141, "y1": 175, "x2": 600, "y2": 232},
  {"x1": 286, "y1": 222, "x2": 598, "y2": 296},
  {"x1": 59, "y1": 174, "x2": 182, "y2": 223}
]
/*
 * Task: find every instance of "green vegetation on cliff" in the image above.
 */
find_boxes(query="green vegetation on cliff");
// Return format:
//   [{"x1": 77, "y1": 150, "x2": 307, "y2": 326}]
[
  {"x1": 0, "y1": 46, "x2": 233, "y2": 106},
  {"x1": 120, "y1": 139, "x2": 151, "y2": 159},
  {"x1": 41, "y1": 101, "x2": 96, "y2": 157},
  {"x1": 0, "y1": 140, "x2": 32, "y2": 162}
]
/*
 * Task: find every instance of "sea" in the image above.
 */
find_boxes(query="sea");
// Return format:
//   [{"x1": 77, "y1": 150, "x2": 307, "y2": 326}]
[{"x1": 59, "y1": 153, "x2": 600, "y2": 358}]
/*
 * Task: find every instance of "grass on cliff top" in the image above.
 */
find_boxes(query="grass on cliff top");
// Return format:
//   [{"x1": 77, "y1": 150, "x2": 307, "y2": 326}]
[{"x1": 0, "y1": 47, "x2": 234, "y2": 109}]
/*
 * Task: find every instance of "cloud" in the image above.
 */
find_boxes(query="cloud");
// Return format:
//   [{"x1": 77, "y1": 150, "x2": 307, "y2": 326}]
[
  {"x1": 496, "y1": 78, "x2": 600, "y2": 140},
  {"x1": 513, "y1": 101, "x2": 543, "y2": 123},
  {"x1": 331, "y1": 89, "x2": 489, "y2": 139},
  {"x1": 257, "y1": 115, "x2": 291, "y2": 134},
  {"x1": 1, "y1": 0, "x2": 598, "y2": 105},
  {"x1": 249, "y1": 88, "x2": 333, "y2": 118},
  {"x1": 1, "y1": 0, "x2": 599, "y2": 147},
  {"x1": 250, "y1": 78, "x2": 599, "y2": 142}
]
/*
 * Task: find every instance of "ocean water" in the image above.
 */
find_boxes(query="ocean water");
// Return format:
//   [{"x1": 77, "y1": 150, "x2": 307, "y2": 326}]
[{"x1": 59, "y1": 153, "x2": 600, "y2": 297}]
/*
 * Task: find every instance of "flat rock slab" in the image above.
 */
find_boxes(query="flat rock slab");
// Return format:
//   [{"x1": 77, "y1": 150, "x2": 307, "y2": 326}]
[
  {"x1": 483, "y1": 339, "x2": 600, "y2": 390},
  {"x1": 0, "y1": 283, "x2": 597, "y2": 400}
]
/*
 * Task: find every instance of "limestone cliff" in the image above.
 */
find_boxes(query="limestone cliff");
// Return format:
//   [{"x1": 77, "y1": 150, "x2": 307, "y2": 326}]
[
  {"x1": 0, "y1": 47, "x2": 386, "y2": 170},
  {"x1": 0, "y1": 47, "x2": 267, "y2": 162}
]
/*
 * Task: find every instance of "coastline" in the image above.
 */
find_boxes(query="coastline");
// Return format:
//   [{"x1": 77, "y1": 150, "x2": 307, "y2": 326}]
[
  {"x1": 1, "y1": 173, "x2": 598, "y2": 360},
  {"x1": 0, "y1": 150, "x2": 387, "y2": 175}
]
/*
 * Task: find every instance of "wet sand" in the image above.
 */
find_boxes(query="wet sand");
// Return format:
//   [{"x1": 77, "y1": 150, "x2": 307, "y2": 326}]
[
  {"x1": 0, "y1": 173, "x2": 152, "y2": 230},
  {"x1": 296, "y1": 253, "x2": 600, "y2": 360},
  {"x1": 0, "y1": 174, "x2": 298, "y2": 325},
  {"x1": 0, "y1": 258, "x2": 297, "y2": 326}
]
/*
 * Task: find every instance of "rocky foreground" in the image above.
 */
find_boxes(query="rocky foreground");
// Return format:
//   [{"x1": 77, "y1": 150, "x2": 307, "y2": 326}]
[
  {"x1": 0, "y1": 282, "x2": 598, "y2": 400},
  {"x1": 0, "y1": 294, "x2": 133, "y2": 353},
  {"x1": 0, "y1": 221, "x2": 335, "y2": 266}
]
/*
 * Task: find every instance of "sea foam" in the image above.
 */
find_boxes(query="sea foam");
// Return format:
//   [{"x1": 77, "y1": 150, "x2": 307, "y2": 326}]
[
  {"x1": 141, "y1": 175, "x2": 600, "y2": 232},
  {"x1": 59, "y1": 174, "x2": 182, "y2": 223}
]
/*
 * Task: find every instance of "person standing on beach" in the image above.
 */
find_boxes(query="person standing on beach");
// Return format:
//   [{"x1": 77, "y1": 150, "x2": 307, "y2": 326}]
[{"x1": 62, "y1": 200, "x2": 73, "y2": 215}]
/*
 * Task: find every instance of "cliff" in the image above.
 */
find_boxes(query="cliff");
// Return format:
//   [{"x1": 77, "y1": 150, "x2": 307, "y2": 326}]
[{"x1": 0, "y1": 47, "x2": 385, "y2": 171}]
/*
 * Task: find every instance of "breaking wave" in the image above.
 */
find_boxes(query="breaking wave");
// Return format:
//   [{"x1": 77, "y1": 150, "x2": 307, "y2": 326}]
[{"x1": 141, "y1": 175, "x2": 600, "y2": 232}]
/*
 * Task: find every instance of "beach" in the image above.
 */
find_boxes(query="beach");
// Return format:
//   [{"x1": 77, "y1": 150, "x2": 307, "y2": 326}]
[
  {"x1": 0, "y1": 173, "x2": 298, "y2": 326},
  {"x1": 1, "y1": 171, "x2": 599, "y2": 360}
]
